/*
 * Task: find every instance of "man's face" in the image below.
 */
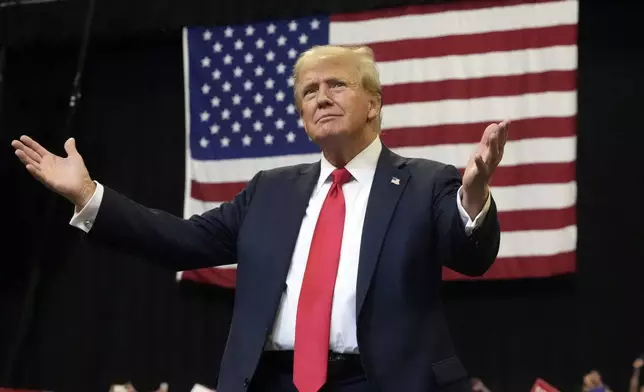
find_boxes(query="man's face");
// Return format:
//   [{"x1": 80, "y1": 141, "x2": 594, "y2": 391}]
[{"x1": 296, "y1": 59, "x2": 379, "y2": 145}]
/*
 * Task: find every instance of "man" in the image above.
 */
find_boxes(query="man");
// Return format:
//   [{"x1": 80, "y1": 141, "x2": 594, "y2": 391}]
[{"x1": 12, "y1": 45, "x2": 507, "y2": 392}]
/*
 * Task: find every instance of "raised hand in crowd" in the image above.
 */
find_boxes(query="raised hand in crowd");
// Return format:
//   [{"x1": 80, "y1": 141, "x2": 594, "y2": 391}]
[{"x1": 631, "y1": 357, "x2": 643, "y2": 392}]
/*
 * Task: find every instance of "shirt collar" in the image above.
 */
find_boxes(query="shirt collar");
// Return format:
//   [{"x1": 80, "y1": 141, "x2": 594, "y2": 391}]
[{"x1": 316, "y1": 136, "x2": 382, "y2": 193}]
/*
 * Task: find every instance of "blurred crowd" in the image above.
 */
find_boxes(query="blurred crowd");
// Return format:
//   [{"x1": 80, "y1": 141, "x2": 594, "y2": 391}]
[
  {"x1": 1, "y1": 356, "x2": 640, "y2": 392},
  {"x1": 109, "y1": 356, "x2": 643, "y2": 392}
]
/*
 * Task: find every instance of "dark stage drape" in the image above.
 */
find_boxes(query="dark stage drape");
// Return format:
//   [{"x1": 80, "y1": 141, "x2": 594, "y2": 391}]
[{"x1": 1, "y1": 1, "x2": 643, "y2": 391}]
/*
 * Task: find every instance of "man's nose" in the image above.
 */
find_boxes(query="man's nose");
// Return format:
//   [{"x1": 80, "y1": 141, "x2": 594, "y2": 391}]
[{"x1": 315, "y1": 86, "x2": 332, "y2": 106}]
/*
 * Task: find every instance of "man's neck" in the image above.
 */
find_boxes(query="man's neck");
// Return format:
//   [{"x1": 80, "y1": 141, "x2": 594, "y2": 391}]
[{"x1": 321, "y1": 132, "x2": 378, "y2": 168}]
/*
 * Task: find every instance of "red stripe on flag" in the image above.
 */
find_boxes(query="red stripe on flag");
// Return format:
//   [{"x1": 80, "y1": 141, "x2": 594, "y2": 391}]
[
  {"x1": 461, "y1": 162, "x2": 576, "y2": 187},
  {"x1": 381, "y1": 117, "x2": 576, "y2": 148},
  {"x1": 181, "y1": 268, "x2": 237, "y2": 288},
  {"x1": 383, "y1": 71, "x2": 576, "y2": 105},
  {"x1": 499, "y1": 206, "x2": 576, "y2": 232},
  {"x1": 442, "y1": 251, "x2": 576, "y2": 280},
  {"x1": 330, "y1": 0, "x2": 561, "y2": 22},
  {"x1": 192, "y1": 181, "x2": 246, "y2": 203},
  {"x1": 370, "y1": 25, "x2": 577, "y2": 62}
]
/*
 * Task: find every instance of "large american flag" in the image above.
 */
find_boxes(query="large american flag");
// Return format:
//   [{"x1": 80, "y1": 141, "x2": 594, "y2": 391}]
[{"x1": 177, "y1": 0, "x2": 578, "y2": 287}]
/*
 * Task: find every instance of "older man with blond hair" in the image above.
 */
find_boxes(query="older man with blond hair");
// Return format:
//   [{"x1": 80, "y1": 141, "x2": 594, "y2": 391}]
[{"x1": 12, "y1": 44, "x2": 508, "y2": 392}]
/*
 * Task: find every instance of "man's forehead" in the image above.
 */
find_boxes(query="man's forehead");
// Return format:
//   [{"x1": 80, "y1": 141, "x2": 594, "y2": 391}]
[{"x1": 298, "y1": 59, "x2": 358, "y2": 83}]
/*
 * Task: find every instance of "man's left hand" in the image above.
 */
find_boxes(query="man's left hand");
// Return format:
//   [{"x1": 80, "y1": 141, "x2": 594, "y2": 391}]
[{"x1": 462, "y1": 120, "x2": 510, "y2": 218}]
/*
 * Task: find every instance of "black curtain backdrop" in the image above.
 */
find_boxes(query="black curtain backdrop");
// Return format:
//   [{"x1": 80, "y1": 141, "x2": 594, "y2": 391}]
[{"x1": 1, "y1": 1, "x2": 643, "y2": 391}]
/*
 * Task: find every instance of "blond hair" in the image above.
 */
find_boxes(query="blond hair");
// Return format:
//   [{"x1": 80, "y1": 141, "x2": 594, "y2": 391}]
[{"x1": 292, "y1": 45, "x2": 383, "y2": 130}]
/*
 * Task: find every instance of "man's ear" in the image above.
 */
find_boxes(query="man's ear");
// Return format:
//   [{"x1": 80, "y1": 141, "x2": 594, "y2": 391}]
[{"x1": 367, "y1": 94, "x2": 382, "y2": 122}]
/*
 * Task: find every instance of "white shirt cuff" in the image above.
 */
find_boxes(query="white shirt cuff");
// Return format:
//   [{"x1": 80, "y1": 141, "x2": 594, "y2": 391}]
[
  {"x1": 69, "y1": 181, "x2": 104, "y2": 233},
  {"x1": 456, "y1": 185, "x2": 492, "y2": 236}
]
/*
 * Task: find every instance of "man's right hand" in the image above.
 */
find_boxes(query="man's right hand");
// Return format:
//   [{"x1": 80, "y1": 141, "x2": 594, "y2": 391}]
[{"x1": 11, "y1": 135, "x2": 96, "y2": 209}]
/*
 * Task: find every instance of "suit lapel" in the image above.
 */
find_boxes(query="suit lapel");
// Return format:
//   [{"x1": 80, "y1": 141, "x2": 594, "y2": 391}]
[
  {"x1": 356, "y1": 147, "x2": 410, "y2": 318},
  {"x1": 270, "y1": 162, "x2": 321, "y2": 287}
]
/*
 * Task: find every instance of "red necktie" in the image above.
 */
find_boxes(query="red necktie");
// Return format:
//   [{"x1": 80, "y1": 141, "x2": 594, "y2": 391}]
[{"x1": 293, "y1": 168, "x2": 352, "y2": 392}]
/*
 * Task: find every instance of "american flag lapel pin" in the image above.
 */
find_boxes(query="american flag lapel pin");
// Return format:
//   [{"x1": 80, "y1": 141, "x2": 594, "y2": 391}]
[{"x1": 391, "y1": 177, "x2": 400, "y2": 185}]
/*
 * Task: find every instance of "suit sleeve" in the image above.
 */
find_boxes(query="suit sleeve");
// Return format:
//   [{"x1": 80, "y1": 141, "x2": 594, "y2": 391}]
[
  {"x1": 83, "y1": 171, "x2": 263, "y2": 271},
  {"x1": 432, "y1": 164, "x2": 500, "y2": 276}
]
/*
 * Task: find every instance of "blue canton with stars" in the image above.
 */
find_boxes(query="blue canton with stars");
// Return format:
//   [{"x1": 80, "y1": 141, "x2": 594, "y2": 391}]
[{"x1": 187, "y1": 16, "x2": 329, "y2": 161}]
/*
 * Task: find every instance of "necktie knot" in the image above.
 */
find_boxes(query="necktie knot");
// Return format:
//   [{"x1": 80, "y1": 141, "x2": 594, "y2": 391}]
[{"x1": 331, "y1": 168, "x2": 352, "y2": 186}]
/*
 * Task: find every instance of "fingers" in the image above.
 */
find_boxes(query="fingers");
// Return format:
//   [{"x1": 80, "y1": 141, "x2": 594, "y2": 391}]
[
  {"x1": 474, "y1": 154, "x2": 489, "y2": 178},
  {"x1": 498, "y1": 119, "x2": 510, "y2": 148},
  {"x1": 12, "y1": 139, "x2": 43, "y2": 165},
  {"x1": 14, "y1": 148, "x2": 42, "y2": 170},
  {"x1": 18, "y1": 135, "x2": 51, "y2": 157},
  {"x1": 64, "y1": 137, "x2": 78, "y2": 156},
  {"x1": 25, "y1": 164, "x2": 51, "y2": 187},
  {"x1": 488, "y1": 119, "x2": 510, "y2": 160}
]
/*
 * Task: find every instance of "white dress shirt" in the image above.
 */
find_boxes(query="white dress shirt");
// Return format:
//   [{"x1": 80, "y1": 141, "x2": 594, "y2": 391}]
[{"x1": 69, "y1": 136, "x2": 491, "y2": 354}]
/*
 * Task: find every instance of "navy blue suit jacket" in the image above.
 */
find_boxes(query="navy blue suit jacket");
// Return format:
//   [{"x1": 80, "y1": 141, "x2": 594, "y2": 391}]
[{"x1": 86, "y1": 145, "x2": 501, "y2": 392}]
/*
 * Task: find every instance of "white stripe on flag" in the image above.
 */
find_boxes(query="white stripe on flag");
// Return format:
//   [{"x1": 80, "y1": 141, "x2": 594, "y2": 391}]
[
  {"x1": 498, "y1": 225, "x2": 577, "y2": 258},
  {"x1": 381, "y1": 91, "x2": 577, "y2": 129},
  {"x1": 396, "y1": 136, "x2": 577, "y2": 167},
  {"x1": 377, "y1": 46, "x2": 578, "y2": 86},
  {"x1": 491, "y1": 181, "x2": 576, "y2": 212},
  {"x1": 330, "y1": 0, "x2": 578, "y2": 45}
]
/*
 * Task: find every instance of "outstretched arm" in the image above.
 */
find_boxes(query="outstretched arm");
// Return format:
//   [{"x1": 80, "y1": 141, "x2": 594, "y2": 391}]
[
  {"x1": 12, "y1": 135, "x2": 259, "y2": 271},
  {"x1": 432, "y1": 120, "x2": 508, "y2": 276}
]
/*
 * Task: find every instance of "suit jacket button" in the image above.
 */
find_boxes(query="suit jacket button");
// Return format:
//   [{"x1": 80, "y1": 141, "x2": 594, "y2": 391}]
[{"x1": 244, "y1": 378, "x2": 250, "y2": 388}]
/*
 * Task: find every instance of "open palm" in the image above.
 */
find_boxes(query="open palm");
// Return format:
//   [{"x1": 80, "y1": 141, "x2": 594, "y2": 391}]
[
  {"x1": 11, "y1": 135, "x2": 94, "y2": 205},
  {"x1": 463, "y1": 120, "x2": 509, "y2": 191}
]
